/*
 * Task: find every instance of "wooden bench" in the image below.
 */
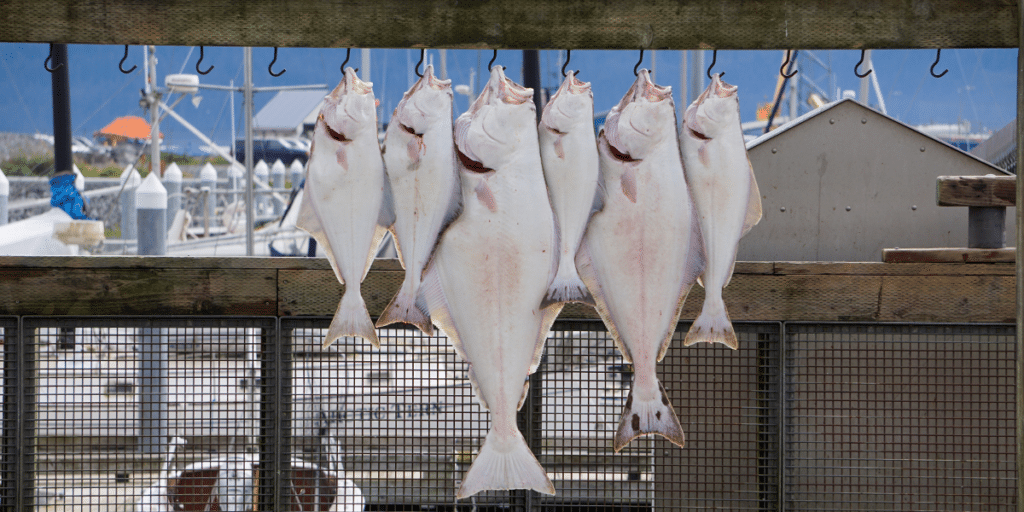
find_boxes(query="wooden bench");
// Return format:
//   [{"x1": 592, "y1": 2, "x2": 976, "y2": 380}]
[{"x1": 883, "y1": 175, "x2": 1016, "y2": 263}]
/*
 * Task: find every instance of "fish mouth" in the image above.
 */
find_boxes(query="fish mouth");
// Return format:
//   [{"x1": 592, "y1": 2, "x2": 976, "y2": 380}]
[
  {"x1": 711, "y1": 73, "x2": 738, "y2": 98},
  {"x1": 399, "y1": 122, "x2": 420, "y2": 137},
  {"x1": 492, "y1": 65, "x2": 534, "y2": 105},
  {"x1": 687, "y1": 126, "x2": 710, "y2": 141},
  {"x1": 456, "y1": 149, "x2": 494, "y2": 173}
]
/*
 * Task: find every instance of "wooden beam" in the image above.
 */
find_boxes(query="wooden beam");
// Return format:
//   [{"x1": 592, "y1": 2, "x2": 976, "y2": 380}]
[
  {"x1": 882, "y1": 247, "x2": 1017, "y2": 263},
  {"x1": 0, "y1": 0, "x2": 1017, "y2": 49},
  {"x1": 936, "y1": 175, "x2": 1017, "y2": 207}
]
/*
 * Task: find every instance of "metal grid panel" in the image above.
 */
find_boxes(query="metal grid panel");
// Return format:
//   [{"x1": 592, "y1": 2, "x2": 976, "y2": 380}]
[
  {"x1": 0, "y1": 317, "x2": 16, "y2": 511},
  {"x1": 20, "y1": 317, "x2": 277, "y2": 512},
  {"x1": 785, "y1": 323, "x2": 1017, "y2": 511},
  {"x1": 654, "y1": 322, "x2": 782, "y2": 511}
]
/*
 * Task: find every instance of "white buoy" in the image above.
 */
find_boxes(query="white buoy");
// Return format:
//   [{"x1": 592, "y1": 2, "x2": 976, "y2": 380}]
[
  {"x1": 136, "y1": 173, "x2": 167, "y2": 255},
  {"x1": 289, "y1": 159, "x2": 304, "y2": 191},
  {"x1": 163, "y1": 162, "x2": 183, "y2": 226},
  {"x1": 271, "y1": 159, "x2": 286, "y2": 216},
  {"x1": 228, "y1": 163, "x2": 244, "y2": 205},
  {"x1": 199, "y1": 162, "x2": 218, "y2": 224},
  {"x1": 72, "y1": 163, "x2": 85, "y2": 192},
  {"x1": 254, "y1": 160, "x2": 269, "y2": 214},
  {"x1": 119, "y1": 165, "x2": 142, "y2": 239}
]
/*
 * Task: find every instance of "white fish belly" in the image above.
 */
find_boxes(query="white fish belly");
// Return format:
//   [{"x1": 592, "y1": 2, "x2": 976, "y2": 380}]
[
  {"x1": 583, "y1": 152, "x2": 694, "y2": 369},
  {"x1": 384, "y1": 129, "x2": 457, "y2": 285},
  {"x1": 305, "y1": 140, "x2": 384, "y2": 286},
  {"x1": 434, "y1": 176, "x2": 554, "y2": 426},
  {"x1": 540, "y1": 128, "x2": 599, "y2": 269}
]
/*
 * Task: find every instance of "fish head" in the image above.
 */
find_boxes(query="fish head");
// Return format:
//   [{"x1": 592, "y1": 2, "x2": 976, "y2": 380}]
[
  {"x1": 602, "y1": 69, "x2": 675, "y2": 162},
  {"x1": 393, "y1": 64, "x2": 453, "y2": 135},
  {"x1": 683, "y1": 73, "x2": 739, "y2": 141},
  {"x1": 454, "y1": 65, "x2": 536, "y2": 174},
  {"x1": 540, "y1": 71, "x2": 593, "y2": 135},
  {"x1": 318, "y1": 67, "x2": 378, "y2": 143}
]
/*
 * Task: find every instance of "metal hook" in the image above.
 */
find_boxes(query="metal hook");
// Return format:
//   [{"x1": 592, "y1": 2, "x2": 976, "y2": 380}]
[
  {"x1": 561, "y1": 49, "x2": 578, "y2": 77},
  {"x1": 119, "y1": 45, "x2": 137, "y2": 74},
  {"x1": 268, "y1": 47, "x2": 285, "y2": 77},
  {"x1": 707, "y1": 49, "x2": 724, "y2": 79},
  {"x1": 415, "y1": 49, "x2": 425, "y2": 78},
  {"x1": 488, "y1": 49, "x2": 498, "y2": 71},
  {"x1": 340, "y1": 48, "x2": 358, "y2": 74},
  {"x1": 854, "y1": 49, "x2": 872, "y2": 78},
  {"x1": 780, "y1": 49, "x2": 797, "y2": 78},
  {"x1": 44, "y1": 43, "x2": 62, "y2": 73},
  {"x1": 196, "y1": 46, "x2": 213, "y2": 75},
  {"x1": 930, "y1": 49, "x2": 948, "y2": 78},
  {"x1": 633, "y1": 49, "x2": 644, "y2": 76}
]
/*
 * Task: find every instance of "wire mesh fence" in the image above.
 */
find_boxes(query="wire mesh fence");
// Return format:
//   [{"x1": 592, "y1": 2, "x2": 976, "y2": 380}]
[{"x1": 0, "y1": 318, "x2": 1015, "y2": 511}]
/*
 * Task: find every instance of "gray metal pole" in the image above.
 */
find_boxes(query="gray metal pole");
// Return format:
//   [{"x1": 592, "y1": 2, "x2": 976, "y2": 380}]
[
  {"x1": 244, "y1": 47, "x2": 255, "y2": 256},
  {"x1": 149, "y1": 45, "x2": 162, "y2": 181},
  {"x1": 119, "y1": 166, "x2": 141, "y2": 239},
  {"x1": 139, "y1": 325, "x2": 167, "y2": 455},
  {"x1": 1015, "y1": 0, "x2": 1023, "y2": 507},
  {"x1": 271, "y1": 159, "x2": 285, "y2": 217},
  {"x1": 164, "y1": 162, "x2": 182, "y2": 226},
  {"x1": 136, "y1": 173, "x2": 167, "y2": 256},
  {"x1": 0, "y1": 168, "x2": 7, "y2": 226}
]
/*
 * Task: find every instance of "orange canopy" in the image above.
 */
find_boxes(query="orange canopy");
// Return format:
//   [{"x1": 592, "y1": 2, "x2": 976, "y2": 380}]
[{"x1": 96, "y1": 116, "x2": 162, "y2": 141}]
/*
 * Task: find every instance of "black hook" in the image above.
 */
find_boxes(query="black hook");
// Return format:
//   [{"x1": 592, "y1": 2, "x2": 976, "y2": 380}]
[
  {"x1": 268, "y1": 47, "x2": 285, "y2": 77},
  {"x1": 44, "y1": 43, "x2": 62, "y2": 73},
  {"x1": 488, "y1": 49, "x2": 497, "y2": 71},
  {"x1": 780, "y1": 49, "x2": 797, "y2": 79},
  {"x1": 633, "y1": 49, "x2": 644, "y2": 76},
  {"x1": 707, "y1": 49, "x2": 724, "y2": 79},
  {"x1": 854, "y1": 49, "x2": 872, "y2": 78},
  {"x1": 415, "y1": 49, "x2": 425, "y2": 78},
  {"x1": 561, "y1": 49, "x2": 579, "y2": 77},
  {"x1": 930, "y1": 48, "x2": 948, "y2": 78},
  {"x1": 340, "y1": 48, "x2": 358, "y2": 74},
  {"x1": 119, "y1": 45, "x2": 137, "y2": 74},
  {"x1": 196, "y1": 46, "x2": 213, "y2": 75}
]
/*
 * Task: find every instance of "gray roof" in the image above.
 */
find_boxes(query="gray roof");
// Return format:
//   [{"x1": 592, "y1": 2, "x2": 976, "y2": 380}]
[
  {"x1": 253, "y1": 89, "x2": 328, "y2": 131},
  {"x1": 970, "y1": 120, "x2": 1016, "y2": 174}
]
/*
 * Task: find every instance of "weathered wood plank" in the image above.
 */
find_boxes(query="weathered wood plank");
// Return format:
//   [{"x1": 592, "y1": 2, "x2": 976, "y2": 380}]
[
  {"x1": 0, "y1": 267, "x2": 276, "y2": 316},
  {"x1": 772, "y1": 261, "x2": 1015, "y2": 276},
  {"x1": 278, "y1": 268, "x2": 404, "y2": 317},
  {"x1": 936, "y1": 175, "x2": 1017, "y2": 207},
  {"x1": 882, "y1": 247, "x2": 1017, "y2": 263},
  {"x1": 0, "y1": 0, "x2": 1016, "y2": 49}
]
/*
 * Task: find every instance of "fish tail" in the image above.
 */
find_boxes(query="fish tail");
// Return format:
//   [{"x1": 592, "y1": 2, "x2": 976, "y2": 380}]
[
  {"x1": 613, "y1": 381, "x2": 685, "y2": 453},
  {"x1": 457, "y1": 430, "x2": 555, "y2": 499},
  {"x1": 325, "y1": 288, "x2": 379, "y2": 348},
  {"x1": 541, "y1": 264, "x2": 594, "y2": 307},
  {"x1": 376, "y1": 281, "x2": 434, "y2": 336},
  {"x1": 684, "y1": 295, "x2": 738, "y2": 349}
]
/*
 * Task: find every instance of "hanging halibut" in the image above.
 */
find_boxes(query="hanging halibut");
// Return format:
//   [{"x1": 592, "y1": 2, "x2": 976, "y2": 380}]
[
  {"x1": 376, "y1": 64, "x2": 461, "y2": 336},
  {"x1": 577, "y1": 69, "x2": 704, "y2": 452},
  {"x1": 680, "y1": 74, "x2": 762, "y2": 350},
  {"x1": 419, "y1": 65, "x2": 560, "y2": 498},
  {"x1": 539, "y1": 70, "x2": 600, "y2": 305},
  {"x1": 297, "y1": 67, "x2": 394, "y2": 348}
]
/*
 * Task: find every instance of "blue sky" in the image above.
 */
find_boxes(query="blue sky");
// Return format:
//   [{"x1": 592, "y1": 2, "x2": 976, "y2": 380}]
[{"x1": 0, "y1": 43, "x2": 1017, "y2": 154}]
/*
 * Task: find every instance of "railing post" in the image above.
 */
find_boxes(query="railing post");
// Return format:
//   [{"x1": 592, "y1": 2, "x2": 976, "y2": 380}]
[{"x1": 261, "y1": 320, "x2": 289, "y2": 511}]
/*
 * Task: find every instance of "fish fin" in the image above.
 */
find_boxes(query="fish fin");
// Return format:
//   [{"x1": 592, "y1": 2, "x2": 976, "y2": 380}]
[
  {"x1": 590, "y1": 178, "x2": 606, "y2": 215},
  {"x1": 474, "y1": 181, "x2": 498, "y2": 213},
  {"x1": 683, "y1": 295, "x2": 738, "y2": 350},
  {"x1": 457, "y1": 429, "x2": 554, "y2": 499},
  {"x1": 613, "y1": 381, "x2": 685, "y2": 453},
  {"x1": 378, "y1": 170, "x2": 397, "y2": 230},
  {"x1": 420, "y1": 163, "x2": 464, "y2": 276},
  {"x1": 741, "y1": 158, "x2": 762, "y2": 237},
  {"x1": 575, "y1": 240, "x2": 631, "y2": 363},
  {"x1": 529, "y1": 302, "x2": 563, "y2": 374},
  {"x1": 295, "y1": 185, "x2": 343, "y2": 283},
  {"x1": 466, "y1": 364, "x2": 490, "y2": 410},
  {"x1": 662, "y1": 209, "x2": 706, "y2": 362},
  {"x1": 325, "y1": 288, "x2": 379, "y2": 348},
  {"x1": 542, "y1": 270, "x2": 593, "y2": 306},
  {"x1": 376, "y1": 283, "x2": 434, "y2": 336},
  {"x1": 620, "y1": 166, "x2": 638, "y2": 203}
]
